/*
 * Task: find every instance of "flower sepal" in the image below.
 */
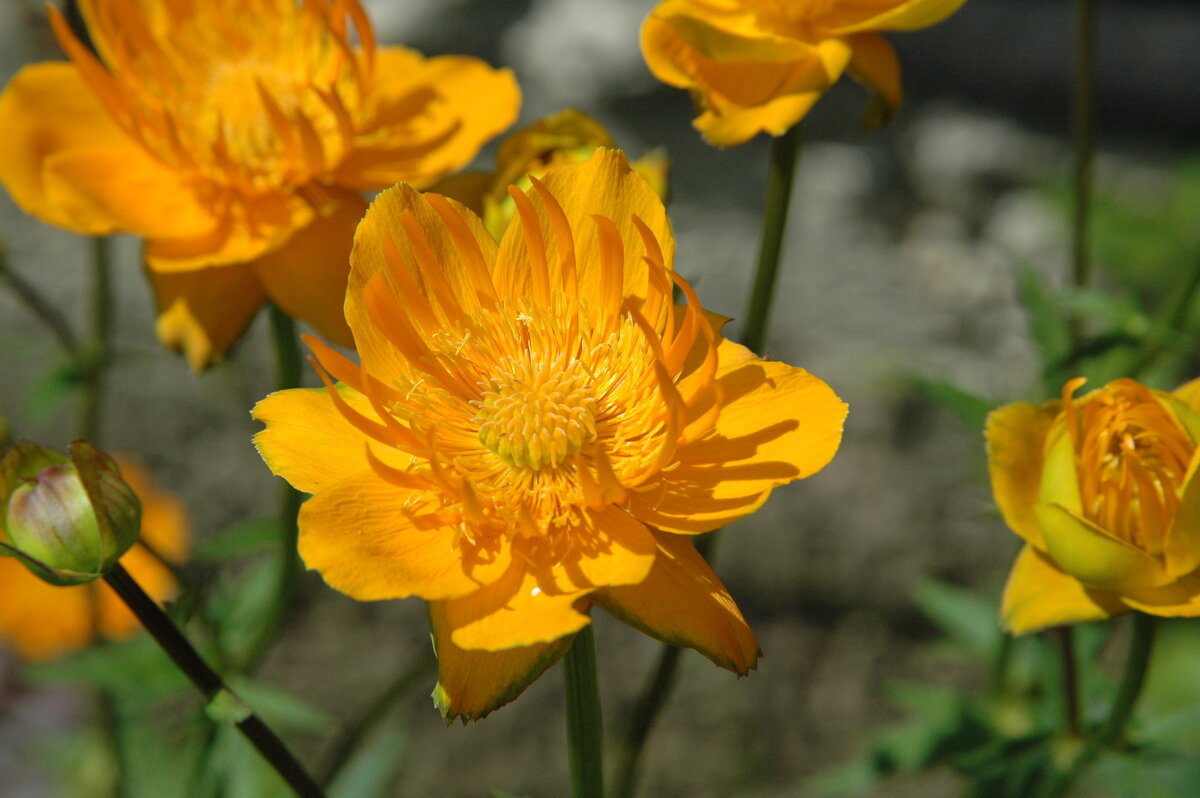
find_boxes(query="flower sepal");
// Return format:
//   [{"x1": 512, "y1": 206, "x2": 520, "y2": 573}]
[{"x1": 1, "y1": 440, "x2": 141, "y2": 586}]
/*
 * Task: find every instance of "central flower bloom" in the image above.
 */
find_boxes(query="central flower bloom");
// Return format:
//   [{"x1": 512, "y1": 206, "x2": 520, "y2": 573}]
[{"x1": 253, "y1": 150, "x2": 847, "y2": 720}]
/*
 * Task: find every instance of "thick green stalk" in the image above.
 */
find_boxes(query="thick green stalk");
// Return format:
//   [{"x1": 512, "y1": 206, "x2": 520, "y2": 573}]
[
  {"x1": 565, "y1": 625, "x2": 605, "y2": 798},
  {"x1": 236, "y1": 305, "x2": 304, "y2": 671},
  {"x1": 79, "y1": 236, "x2": 113, "y2": 441},
  {"x1": 1054, "y1": 627, "x2": 1081, "y2": 738},
  {"x1": 103, "y1": 564, "x2": 328, "y2": 798},
  {"x1": 610, "y1": 126, "x2": 803, "y2": 798},
  {"x1": 1066, "y1": 0, "x2": 1096, "y2": 354},
  {"x1": 1035, "y1": 614, "x2": 1155, "y2": 798}
]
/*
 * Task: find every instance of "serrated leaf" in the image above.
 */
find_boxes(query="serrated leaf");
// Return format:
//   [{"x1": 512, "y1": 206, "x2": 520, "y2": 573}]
[
  {"x1": 911, "y1": 377, "x2": 996, "y2": 429},
  {"x1": 208, "y1": 556, "x2": 280, "y2": 661},
  {"x1": 1017, "y1": 267, "x2": 1071, "y2": 372},
  {"x1": 25, "y1": 635, "x2": 187, "y2": 701},
  {"x1": 195, "y1": 518, "x2": 282, "y2": 561},
  {"x1": 224, "y1": 676, "x2": 331, "y2": 735}
]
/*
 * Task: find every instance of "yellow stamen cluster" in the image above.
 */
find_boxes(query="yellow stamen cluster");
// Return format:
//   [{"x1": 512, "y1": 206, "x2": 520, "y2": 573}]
[{"x1": 1064, "y1": 377, "x2": 1195, "y2": 554}]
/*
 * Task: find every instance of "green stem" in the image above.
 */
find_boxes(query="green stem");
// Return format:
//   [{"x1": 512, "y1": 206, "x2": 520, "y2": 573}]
[
  {"x1": 79, "y1": 236, "x2": 113, "y2": 442},
  {"x1": 103, "y1": 563, "x2": 328, "y2": 798},
  {"x1": 1067, "y1": 0, "x2": 1096, "y2": 353},
  {"x1": 1035, "y1": 614, "x2": 1155, "y2": 798},
  {"x1": 0, "y1": 243, "x2": 80, "y2": 353},
  {"x1": 740, "y1": 124, "x2": 803, "y2": 356},
  {"x1": 237, "y1": 305, "x2": 304, "y2": 671},
  {"x1": 1054, "y1": 627, "x2": 1081, "y2": 738},
  {"x1": 565, "y1": 625, "x2": 605, "y2": 798},
  {"x1": 1126, "y1": 250, "x2": 1200, "y2": 380},
  {"x1": 610, "y1": 127, "x2": 801, "y2": 798}
]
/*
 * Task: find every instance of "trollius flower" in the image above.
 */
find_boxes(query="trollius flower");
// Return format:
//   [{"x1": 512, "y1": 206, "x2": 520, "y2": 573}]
[
  {"x1": 990, "y1": 377, "x2": 1200, "y2": 634},
  {"x1": 641, "y1": 0, "x2": 967, "y2": 146},
  {"x1": 0, "y1": 0, "x2": 519, "y2": 369},
  {"x1": 253, "y1": 150, "x2": 846, "y2": 720}
]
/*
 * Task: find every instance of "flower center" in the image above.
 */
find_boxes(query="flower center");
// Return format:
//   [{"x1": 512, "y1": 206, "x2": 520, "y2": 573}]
[
  {"x1": 475, "y1": 353, "x2": 597, "y2": 471},
  {"x1": 1067, "y1": 378, "x2": 1195, "y2": 553}
]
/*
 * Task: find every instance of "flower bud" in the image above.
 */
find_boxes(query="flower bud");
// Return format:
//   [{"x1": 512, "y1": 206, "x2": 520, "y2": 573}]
[{"x1": 1, "y1": 441, "x2": 141, "y2": 586}]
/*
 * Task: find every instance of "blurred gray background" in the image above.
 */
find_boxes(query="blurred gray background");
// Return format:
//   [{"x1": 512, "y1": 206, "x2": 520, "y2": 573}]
[{"x1": 1, "y1": 1, "x2": 1198, "y2": 796}]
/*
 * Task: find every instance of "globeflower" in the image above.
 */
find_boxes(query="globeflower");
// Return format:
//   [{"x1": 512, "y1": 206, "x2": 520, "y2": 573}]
[
  {"x1": 0, "y1": 0, "x2": 519, "y2": 370},
  {"x1": 641, "y1": 0, "x2": 967, "y2": 146},
  {"x1": 0, "y1": 451, "x2": 188, "y2": 661},
  {"x1": 253, "y1": 150, "x2": 847, "y2": 720},
  {"x1": 989, "y1": 377, "x2": 1200, "y2": 634}
]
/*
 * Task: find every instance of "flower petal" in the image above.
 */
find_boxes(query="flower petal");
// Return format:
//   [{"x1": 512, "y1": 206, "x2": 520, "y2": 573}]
[
  {"x1": 1171, "y1": 376, "x2": 1200, "y2": 414},
  {"x1": 252, "y1": 386, "x2": 376, "y2": 495},
  {"x1": 831, "y1": 0, "x2": 970, "y2": 34},
  {"x1": 1000, "y1": 544, "x2": 1126, "y2": 635},
  {"x1": 146, "y1": 262, "x2": 267, "y2": 372},
  {"x1": 845, "y1": 33, "x2": 902, "y2": 125},
  {"x1": 985, "y1": 401, "x2": 1058, "y2": 550},
  {"x1": 297, "y1": 470, "x2": 509, "y2": 601},
  {"x1": 493, "y1": 149, "x2": 673, "y2": 314},
  {"x1": 1036, "y1": 419, "x2": 1083, "y2": 515},
  {"x1": 548, "y1": 506, "x2": 658, "y2": 592},
  {"x1": 429, "y1": 601, "x2": 575, "y2": 722},
  {"x1": 0, "y1": 558, "x2": 94, "y2": 660},
  {"x1": 1036, "y1": 502, "x2": 1171, "y2": 591},
  {"x1": 440, "y1": 561, "x2": 591, "y2": 651},
  {"x1": 252, "y1": 187, "x2": 365, "y2": 349},
  {"x1": 335, "y1": 47, "x2": 520, "y2": 190},
  {"x1": 1163, "y1": 453, "x2": 1200, "y2": 578},
  {"x1": 1119, "y1": 570, "x2": 1200, "y2": 617},
  {"x1": 638, "y1": 355, "x2": 846, "y2": 534},
  {"x1": 593, "y1": 529, "x2": 758, "y2": 674}
]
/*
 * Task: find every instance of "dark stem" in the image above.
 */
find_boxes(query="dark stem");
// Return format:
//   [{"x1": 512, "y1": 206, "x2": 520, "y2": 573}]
[
  {"x1": 79, "y1": 236, "x2": 113, "y2": 441},
  {"x1": 0, "y1": 243, "x2": 80, "y2": 353},
  {"x1": 1054, "y1": 627, "x2": 1082, "y2": 738},
  {"x1": 1067, "y1": 0, "x2": 1096, "y2": 352},
  {"x1": 740, "y1": 124, "x2": 803, "y2": 356},
  {"x1": 565, "y1": 625, "x2": 605, "y2": 798},
  {"x1": 103, "y1": 564, "x2": 327, "y2": 798},
  {"x1": 610, "y1": 646, "x2": 681, "y2": 798}
]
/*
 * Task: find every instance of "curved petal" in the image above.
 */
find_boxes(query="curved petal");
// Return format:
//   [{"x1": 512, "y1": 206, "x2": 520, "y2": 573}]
[
  {"x1": 1000, "y1": 544, "x2": 1126, "y2": 635},
  {"x1": 593, "y1": 529, "x2": 758, "y2": 674},
  {"x1": 1036, "y1": 502, "x2": 1172, "y2": 591},
  {"x1": 643, "y1": 3, "x2": 813, "y2": 74},
  {"x1": 440, "y1": 560, "x2": 591, "y2": 651},
  {"x1": 347, "y1": 182, "x2": 498, "y2": 377},
  {"x1": 297, "y1": 470, "x2": 509, "y2": 602},
  {"x1": 493, "y1": 149, "x2": 673, "y2": 314},
  {"x1": 430, "y1": 602, "x2": 575, "y2": 722},
  {"x1": 545, "y1": 506, "x2": 657, "y2": 593},
  {"x1": 985, "y1": 401, "x2": 1058, "y2": 550},
  {"x1": 831, "y1": 0, "x2": 969, "y2": 34},
  {"x1": 146, "y1": 261, "x2": 267, "y2": 372},
  {"x1": 693, "y1": 91, "x2": 824, "y2": 146},
  {"x1": 252, "y1": 187, "x2": 365, "y2": 349},
  {"x1": 1120, "y1": 570, "x2": 1200, "y2": 617},
  {"x1": 640, "y1": 355, "x2": 846, "y2": 534},
  {"x1": 1036, "y1": 420, "x2": 1083, "y2": 515},
  {"x1": 335, "y1": 47, "x2": 520, "y2": 190},
  {"x1": 1164, "y1": 453, "x2": 1200, "y2": 578},
  {"x1": 845, "y1": 33, "x2": 902, "y2": 125},
  {"x1": 252, "y1": 386, "x2": 375, "y2": 495},
  {"x1": 1171, "y1": 376, "x2": 1200, "y2": 415}
]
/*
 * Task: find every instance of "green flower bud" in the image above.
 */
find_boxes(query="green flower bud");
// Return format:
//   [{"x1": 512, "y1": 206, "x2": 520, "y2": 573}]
[{"x1": 0, "y1": 441, "x2": 141, "y2": 586}]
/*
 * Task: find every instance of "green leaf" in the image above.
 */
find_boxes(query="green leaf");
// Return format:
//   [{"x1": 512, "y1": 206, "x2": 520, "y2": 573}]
[
  {"x1": 207, "y1": 556, "x2": 280, "y2": 661},
  {"x1": 1017, "y1": 267, "x2": 1071, "y2": 373},
  {"x1": 911, "y1": 377, "x2": 996, "y2": 429},
  {"x1": 911, "y1": 580, "x2": 1002, "y2": 661},
  {"x1": 23, "y1": 359, "x2": 83, "y2": 421},
  {"x1": 330, "y1": 723, "x2": 408, "y2": 798},
  {"x1": 25, "y1": 635, "x2": 187, "y2": 701},
  {"x1": 195, "y1": 518, "x2": 282, "y2": 561},
  {"x1": 224, "y1": 676, "x2": 332, "y2": 735}
]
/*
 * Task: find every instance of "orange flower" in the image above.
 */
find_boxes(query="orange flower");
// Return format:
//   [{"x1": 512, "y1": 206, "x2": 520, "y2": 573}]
[
  {"x1": 0, "y1": 0, "x2": 520, "y2": 370},
  {"x1": 989, "y1": 378, "x2": 1200, "y2": 634},
  {"x1": 253, "y1": 150, "x2": 847, "y2": 720},
  {"x1": 434, "y1": 108, "x2": 669, "y2": 240},
  {"x1": 0, "y1": 456, "x2": 189, "y2": 661},
  {"x1": 641, "y1": 0, "x2": 967, "y2": 146}
]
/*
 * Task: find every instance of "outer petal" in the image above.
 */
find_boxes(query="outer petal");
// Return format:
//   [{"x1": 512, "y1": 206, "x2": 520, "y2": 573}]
[
  {"x1": 430, "y1": 601, "x2": 575, "y2": 722},
  {"x1": 440, "y1": 561, "x2": 591, "y2": 651},
  {"x1": 1164, "y1": 452, "x2": 1200, "y2": 578},
  {"x1": 593, "y1": 530, "x2": 759, "y2": 674},
  {"x1": 1120, "y1": 570, "x2": 1200, "y2": 617},
  {"x1": 831, "y1": 0, "x2": 970, "y2": 34},
  {"x1": 297, "y1": 470, "x2": 509, "y2": 601},
  {"x1": 544, "y1": 506, "x2": 657, "y2": 593},
  {"x1": 252, "y1": 386, "x2": 375, "y2": 494},
  {"x1": 493, "y1": 149, "x2": 673, "y2": 313},
  {"x1": 252, "y1": 188, "x2": 365, "y2": 349},
  {"x1": 1036, "y1": 503, "x2": 1172, "y2": 591},
  {"x1": 845, "y1": 33, "x2": 902, "y2": 125},
  {"x1": 985, "y1": 401, "x2": 1058, "y2": 550},
  {"x1": 335, "y1": 47, "x2": 520, "y2": 190},
  {"x1": 636, "y1": 351, "x2": 846, "y2": 534},
  {"x1": 1171, "y1": 376, "x2": 1200, "y2": 415},
  {"x1": 146, "y1": 261, "x2": 267, "y2": 372},
  {"x1": 1000, "y1": 544, "x2": 1126, "y2": 635}
]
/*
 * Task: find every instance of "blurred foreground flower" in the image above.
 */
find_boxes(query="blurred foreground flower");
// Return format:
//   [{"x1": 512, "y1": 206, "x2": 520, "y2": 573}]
[
  {"x1": 641, "y1": 0, "x2": 967, "y2": 146},
  {"x1": 0, "y1": 446, "x2": 187, "y2": 660},
  {"x1": 0, "y1": 0, "x2": 519, "y2": 369},
  {"x1": 434, "y1": 108, "x2": 668, "y2": 240},
  {"x1": 254, "y1": 150, "x2": 847, "y2": 720},
  {"x1": 990, "y1": 377, "x2": 1200, "y2": 634}
]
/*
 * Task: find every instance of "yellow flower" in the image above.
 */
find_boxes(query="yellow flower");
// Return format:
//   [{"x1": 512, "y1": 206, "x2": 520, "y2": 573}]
[
  {"x1": 253, "y1": 149, "x2": 847, "y2": 720},
  {"x1": 641, "y1": 0, "x2": 967, "y2": 146},
  {"x1": 0, "y1": 456, "x2": 189, "y2": 661},
  {"x1": 0, "y1": 0, "x2": 520, "y2": 370},
  {"x1": 990, "y1": 377, "x2": 1200, "y2": 634},
  {"x1": 434, "y1": 108, "x2": 669, "y2": 241}
]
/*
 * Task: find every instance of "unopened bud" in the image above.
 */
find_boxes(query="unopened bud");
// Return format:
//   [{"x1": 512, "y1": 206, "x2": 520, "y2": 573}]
[{"x1": 1, "y1": 441, "x2": 141, "y2": 586}]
